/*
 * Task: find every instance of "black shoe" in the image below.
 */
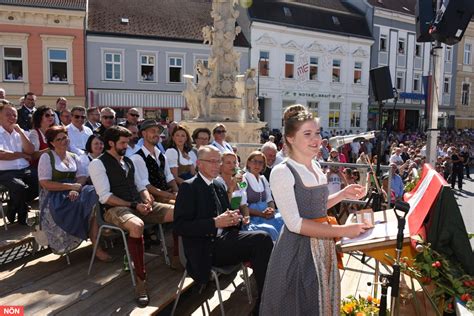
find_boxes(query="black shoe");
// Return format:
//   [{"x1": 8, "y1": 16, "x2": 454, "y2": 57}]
[{"x1": 135, "y1": 278, "x2": 149, "y2": 308}]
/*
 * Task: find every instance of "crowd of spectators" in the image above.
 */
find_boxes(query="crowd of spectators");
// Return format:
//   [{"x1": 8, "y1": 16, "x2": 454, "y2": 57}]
[{"x1": 1, "y1": 87, "x2": 472, "y2": 310}]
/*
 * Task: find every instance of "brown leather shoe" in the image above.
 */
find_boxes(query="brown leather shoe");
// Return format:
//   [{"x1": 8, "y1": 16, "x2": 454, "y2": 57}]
[{"x1": 135, "y1": 277, "x2": 149, "y2": 308}]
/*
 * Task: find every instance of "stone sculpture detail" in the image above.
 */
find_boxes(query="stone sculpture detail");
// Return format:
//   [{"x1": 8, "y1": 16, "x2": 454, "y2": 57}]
[{"x1": 182, "y1": 0, "x2": 259, "y2": 122}]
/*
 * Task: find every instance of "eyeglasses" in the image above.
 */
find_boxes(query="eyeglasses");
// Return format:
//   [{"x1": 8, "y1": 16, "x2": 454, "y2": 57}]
[
  {"x1": 196, "y1": 137, "x2": 209, "y2": 141},
  {"x1": 102, "y1": 116, "x2": 115, "y2": 120},
  {"x1": 129, "y1": 113, "x2": 139, "y2": 118},
  {"x1": 200, "y1": 159, "x2": 222, "y2": 165},
  {"x1": 54, "y1": 136, "x2": 69, "y2": 142},
  {"x1": 250, "y1": 160, "x2": 265, "y2": 165},
  {"x1": 44, "y1": 113, "x2": 54, "y2": 118},
  {"x1": 214, "y1": 130, "x2": 226, "y2": 134},
  {"x1": 73, "y1": 115, "x2": 86, "y2": 119}
]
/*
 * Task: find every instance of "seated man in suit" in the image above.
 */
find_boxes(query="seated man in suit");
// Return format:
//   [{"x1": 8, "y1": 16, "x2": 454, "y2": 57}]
[{"x1": 174, "y1": 145, "x2": 273, "y2": 313}]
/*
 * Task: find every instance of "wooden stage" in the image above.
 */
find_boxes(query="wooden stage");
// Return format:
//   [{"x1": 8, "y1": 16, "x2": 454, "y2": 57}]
[{"x1": 0, "y1": 212, "x2": 433, "y2": 316}]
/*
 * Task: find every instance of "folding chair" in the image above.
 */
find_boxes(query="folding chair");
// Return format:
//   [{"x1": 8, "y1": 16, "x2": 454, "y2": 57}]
[
  {"x1": 171, "y1": 237, "x2": 252, "y2": 316},
  {"x1": 88, "y1": 204, "x2": 136, "y2": 286},
  {"x1": 0, "y1": 185, "x2": 9, "y2": 231}
]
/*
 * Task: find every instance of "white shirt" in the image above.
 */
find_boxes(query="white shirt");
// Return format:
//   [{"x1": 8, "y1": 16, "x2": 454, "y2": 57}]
[
  {"x1": 210, "y1": 140, "x2": 233, "y2": 154},
  {"x1": 67, "y1": 124, "x2": 92, "y2": 156},
  {"x1": 38, "y1": 151, "x2": 86, "y2": 181},
  {"x1": 389, "y1": 153, "x2": 404, "y2": 165},
  {"x1": 350, "y1": 141, "x2": 361, "y2": 154},
  {"x1": 88, "y1": 155, "x2": 136, "y2": 204},
  {"x1": 241, "y1": 172, "x2": 273, "y2": 205},
  {"x1": 130, "y1": 146, "x2": 175, "y2": 192},
  {"x1": 125, "y1": 144, "x2": 141, "y2": 158},
  {"x1": 0, "y1": 126, "x2": 30, "y2": 170},
  {"x1": 165, "y1": 148, "x2": 197, "y2": 168},
  {"x1": 270, "y1": 158, "x2": 327, "y2": 234}
]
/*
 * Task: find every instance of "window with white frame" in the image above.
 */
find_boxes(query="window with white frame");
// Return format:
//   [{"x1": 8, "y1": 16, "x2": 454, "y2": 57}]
[
  {"x1": 332, "y1": 59, "x2": 341, "y2": 83},
  {"x1": 259, "y1": 51, "x2": 269, "y2": 77},
  {"x1": 398, "y1": 39, "x2": 405, "y2": 54},
  {"x1": 350, "y1": 103, "x2": 361, "y2": 128},
  {"x1": 328, "y1": 102, "x2": 341, "y2": 127},
  {"x1": 285, "y1": 54, "x2": 294, "y2": 78},
  {"x1": 396, "y1": 71, "x2": 405, "y2": 90},
  {"x1": 104, "y1": 52, "x2": 122, "y2": 80},
  {"x1": 462, "y1": 83, "x2": 470, "y2": 105},
  {"x1": 307, "y1": 101, "x2": 318, "y2": 117},
  {"x1": 413, "y1": 73, "x2": 421, "y2": 92},
  {"x1": 140, "y1": 54, "x2": 155, "y2": 81},
  {"x1": 443, "y1": 77, "x2": 450, "y2": 94},
  {"x1": 353, "y1": 62, "x2": 362, "y2": 84},
  {"x1": 380, "y1": 34, "x2": 387, "y2": 52},
  {"x1": 3, "y1": 47, "x2": 23, "y2": 81},
  {"x1": 48, "y1": 49, "x2": 68, "y2": 82},
  {"x1": 464, "y1": 43, "x2": 472, "y2": 65},
  {"x1": 169, "y1": 56, "x2": 183, "y2": 83},
  {"x1": 309, "y1": 57, "x2": 318, "y2": 80},
  {"x1": 415, "y1": 44, "x2": 422, "y2": 57},
  {"x1": 445, "y1": 46, "x2": 452, "y2": 62}
]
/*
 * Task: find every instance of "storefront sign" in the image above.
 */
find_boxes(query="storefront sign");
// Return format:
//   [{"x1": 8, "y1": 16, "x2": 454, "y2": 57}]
[
  {"x1": 282, "y1": 91, "x2": 344, "y2": 99},
  {"x1": 296, "y1": 52, "x2": 309, "y2": 84},
  {"x1": 399, "y1": 92, "x2": 425, "y2": 100}
]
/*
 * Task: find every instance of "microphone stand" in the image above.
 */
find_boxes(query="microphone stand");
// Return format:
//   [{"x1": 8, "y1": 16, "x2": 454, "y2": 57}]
[{"x1": 378, "y1": 200, "x2": 411, "y2": 316}]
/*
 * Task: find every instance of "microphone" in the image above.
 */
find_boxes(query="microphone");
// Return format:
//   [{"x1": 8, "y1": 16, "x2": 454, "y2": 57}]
[
  {"x1": 394, "y1": 200, "x2": 410, "y2": 213},
  {"x1": 328, "y1": 131, "x2": 376, "y2": 149},
  {"x1": 415, "y1": 242, "x2": 425, "y2": 253}
]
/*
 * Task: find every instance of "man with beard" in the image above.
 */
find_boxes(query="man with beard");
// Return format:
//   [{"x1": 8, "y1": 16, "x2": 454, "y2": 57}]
[
  {"x1": 89, "y1": 126, "x2": 170, "y2": 307},
  {"x1": 125, "y1": 124, "x2": 140, "y2": 157}
]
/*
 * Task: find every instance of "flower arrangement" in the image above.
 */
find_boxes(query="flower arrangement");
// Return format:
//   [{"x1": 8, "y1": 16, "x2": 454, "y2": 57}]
[
  {"x1": 393, "y1": 238, "x2": 474, "y2": 314},
  {"x1": 340, "y1": 295, "x2": 380, "y2": 315},
  {"x1": 404, "y1": 175, "x2": 420, "y2": 193}
]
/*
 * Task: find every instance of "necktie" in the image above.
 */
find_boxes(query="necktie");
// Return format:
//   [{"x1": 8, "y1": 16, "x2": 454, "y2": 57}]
[{"x1": 209, "y1": 183, "x2": 223, "y2": 216}]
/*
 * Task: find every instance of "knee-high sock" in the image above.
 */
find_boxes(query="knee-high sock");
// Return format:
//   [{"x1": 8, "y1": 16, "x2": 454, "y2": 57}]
[
  {"x1": 173, "y1": 231, "x2": 179, "y2": 256},
  {"x1": 127, "y1": 236, "x2": 145, "y2": 280}
]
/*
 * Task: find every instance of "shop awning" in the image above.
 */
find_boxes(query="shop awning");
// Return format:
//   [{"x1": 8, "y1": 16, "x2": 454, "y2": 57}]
[{"x1": 89, "y1": 89, "x2": 185, "y2": 109}]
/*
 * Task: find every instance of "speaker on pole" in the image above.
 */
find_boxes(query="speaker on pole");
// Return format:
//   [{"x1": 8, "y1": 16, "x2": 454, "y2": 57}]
[
  {"x1": 429, "y1": 0, "x2": 474, "y2": 45},
  {"x1": 416, "y1": 0, "x2": 436, "y2": 42},
  {"x1": 370, "y1": 66, "x2": 394, "y2": 102}
]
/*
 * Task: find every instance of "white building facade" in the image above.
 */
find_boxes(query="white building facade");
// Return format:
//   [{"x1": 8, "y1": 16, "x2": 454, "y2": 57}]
[{"x1": 251, "y1": 22, "x2": 373, "y2": 133}]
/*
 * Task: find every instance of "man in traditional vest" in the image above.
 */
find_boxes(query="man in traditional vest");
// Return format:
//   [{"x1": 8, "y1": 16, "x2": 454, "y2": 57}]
[
  {"x1": 130, "y1": 119, "x2": 178, "y2": 205},
  {"x1": 89, "y1": 126, "x2": 170, "y2": 307}
]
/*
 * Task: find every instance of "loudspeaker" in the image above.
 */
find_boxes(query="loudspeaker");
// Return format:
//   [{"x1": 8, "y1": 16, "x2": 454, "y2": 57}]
[
  {"x1": 429, "y1": 0, "x2": 474, "y2": 45},
  {"x1": 370, "y1": 66, "x2": 394, "y2": 102},
  {"x1": 416, "y1": 0, "x2": 435, "y2": 42}
]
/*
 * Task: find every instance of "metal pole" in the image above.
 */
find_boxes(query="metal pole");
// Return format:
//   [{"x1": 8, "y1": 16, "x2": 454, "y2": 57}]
[{"x1": 426, "y1": 0, "x2": 442, "y2": 167}]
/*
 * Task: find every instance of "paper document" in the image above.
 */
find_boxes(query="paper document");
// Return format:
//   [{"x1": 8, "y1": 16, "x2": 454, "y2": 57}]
[{"x1": 341, "y1": 221, "x2": 408, "y2": 245}]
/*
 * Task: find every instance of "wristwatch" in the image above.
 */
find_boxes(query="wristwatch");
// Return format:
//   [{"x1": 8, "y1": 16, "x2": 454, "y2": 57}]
[{"x1": 130, "y1": 202, "x2": 138, "y2": 210}]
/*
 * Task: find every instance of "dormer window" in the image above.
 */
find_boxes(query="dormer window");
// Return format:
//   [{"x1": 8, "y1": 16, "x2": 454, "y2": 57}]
[
  {"x1": 283, "y1": 7, "x2": 292, "y2": 17},
  {"x1": 120, "y1": 17, "x2": 129, "y2": 24},
  {"x1": 332, "y1": 16, "x2": 340, "y2": 26}
]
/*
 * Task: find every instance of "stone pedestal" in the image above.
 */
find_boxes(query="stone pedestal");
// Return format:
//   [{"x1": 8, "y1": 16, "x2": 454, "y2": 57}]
[
  {"x1": 207, "y1": 97, "x2": 242, "y2": 121},
  {"x1": 180, "y1": 120, "x2": 266, "y2": 164}
]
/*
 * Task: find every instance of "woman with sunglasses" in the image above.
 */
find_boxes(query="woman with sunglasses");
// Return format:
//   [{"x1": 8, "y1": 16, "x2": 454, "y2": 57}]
[
  {"x1": 37, "y1": 126, "x2": 111, "y2": 261},
  {"x1": 29, "y1": 106, "x2": 56, "y2": 168},
  {"x1": 165, "y1": 124, "x2": 197, "y2": 185},
  {"x1": 210, "y1": 123, "x2": 233, "y2": 153},
  {"x1": 242, "y1": 151, "x2": 283, "y2": 241}
]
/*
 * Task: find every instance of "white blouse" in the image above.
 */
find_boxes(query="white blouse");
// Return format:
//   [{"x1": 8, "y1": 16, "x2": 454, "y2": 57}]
[
  {"x1": 29, "y1": 129, "x2": 46, "y2": 151},
  {"x1": 165, "y1": 148, "x2": 197, "y2": 168},
  {"x1": 38, "y1": 151, "x2": 87, "y2": 181},
  {"x1": 269, "y1": 158, "x2": 327, "y2": 234},
  {"x1": 242, "y1": 172, "x2": 273, "y2": 205}
]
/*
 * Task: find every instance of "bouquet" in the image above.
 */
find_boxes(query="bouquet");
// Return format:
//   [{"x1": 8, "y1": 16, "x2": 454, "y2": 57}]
[{"x1": 340, "y1": 295, "x2": 380, "y2": 315}]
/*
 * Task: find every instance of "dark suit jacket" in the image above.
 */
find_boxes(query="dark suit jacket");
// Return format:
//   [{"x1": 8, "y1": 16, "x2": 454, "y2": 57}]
[
  {"x1": 174, "y1": 174, "x2": 230, "y2": 284},
  {"x1": 17, "y1": 106, "x2": 33, "y2": 131}
]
